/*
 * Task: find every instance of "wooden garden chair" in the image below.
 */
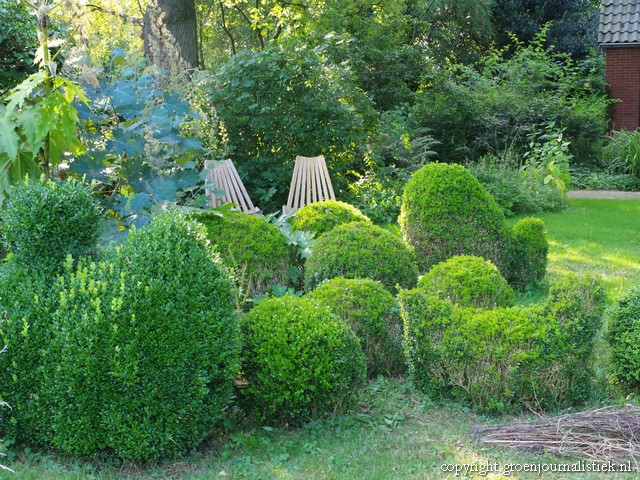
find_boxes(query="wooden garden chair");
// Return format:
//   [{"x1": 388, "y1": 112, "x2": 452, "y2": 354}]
[
  {"x1": 283, "y1": 155, "x2": 335, "y2": 214},
  {"x1": 204, "y1": 159, "x2": 260, "y2": 214}
]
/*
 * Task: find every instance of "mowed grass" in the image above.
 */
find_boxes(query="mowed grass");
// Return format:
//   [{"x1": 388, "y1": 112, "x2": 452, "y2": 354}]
[
  {"x1": 2, "y1": 199, "x2": 640, "y2": 480},
  {"x1": 531, "y1": 199, "x2": 640, "y2": 300}
]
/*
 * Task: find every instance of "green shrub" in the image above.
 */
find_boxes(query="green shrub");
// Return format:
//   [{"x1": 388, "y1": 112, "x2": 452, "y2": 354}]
[
  {"x1": 399, "y1": 163, "x2": 508, "y2": 273},
  {"x1": 606, "y1": 287, "x2": 640, "y2": 389},
  {"x1": 291, "y1": 200, "x2": 371, "y2": 237},
  {"x1": 307, "y1": 277, "x2": 404, "y2": 377},
  {"x1": 411, "y1": 33, "x2": 608, "y2": 164},
  {"x1": 400, "y1": 163, "x2": 548, "y2": 287},
  {"x1": 470, "y1": 155, "x2": 567, "y2": 216},
  {"x1": 202, "y1": 44, "x2": 376, "y2": 212},
  {"x1": 418, "y1": 256, "x2": 515, "y2": 309},
  {"x1": 2, "y1": 177, "x2": 102, "y2": 272},
  {"x1": 44, "y1": 212, "x2": 239, "y2": 459},
  {"x1": 195, "y1": 211, "x2": 291, "y2": 300},
  {"x1": 601, "y1": 129, "x2": 640, "y2": 177},
  {"x1": 0, "y1": 262, "x2": 59, "y2": 446},
  {"x1": 400, "y1": 274, "x2": 605, "y2": 413},
  {"x1": 505, "y1": 217, "x2": 549, "y2": 288},
  {"x1": 239, "y1": 296, "x2": 366, "y2": 423},
  {"x1": 570, "y1": 171, "x2": 640, "y2": 191},
  {"x1": 304, "y1": 222, "x2": 418, "y2": 294},
  {"x1": 0, "y1": 178, "x2": 102, "y2": 445}
]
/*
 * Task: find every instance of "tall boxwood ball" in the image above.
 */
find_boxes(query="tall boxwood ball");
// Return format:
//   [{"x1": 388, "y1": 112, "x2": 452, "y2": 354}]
[
  {"x1": 399, "y1": 163, "x2": 508, "y2": 274},
  {"x1": 239, "y1": 296, "x2": 366, "y2": 424},
  {"x1": 43, "y1": 212, "x2": 240, "y2": 460},
  {"x1": 291, "y1": 200, "x2": 372, "y2": 237},
  {"x1": 304, "y1": 221, "x2": 418, "y2": 294}
]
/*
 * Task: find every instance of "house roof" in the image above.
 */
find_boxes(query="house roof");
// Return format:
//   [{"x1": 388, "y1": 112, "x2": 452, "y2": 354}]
[{"x1": 599, "y1": 0, "x2": 640, "y2": 46}]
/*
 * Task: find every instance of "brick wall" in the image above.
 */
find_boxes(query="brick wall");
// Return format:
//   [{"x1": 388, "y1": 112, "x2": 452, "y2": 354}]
[{"x1": 605, "y1": 46, "x2": 640, "y2": 130}]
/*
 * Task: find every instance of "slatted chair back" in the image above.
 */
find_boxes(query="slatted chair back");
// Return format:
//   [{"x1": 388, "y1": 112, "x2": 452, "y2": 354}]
[
  {"x1": 204, "y1": 159, "x2": 261, "y2": 214},
  {"x1": 283, "y1": 155, "x2": 335, "y2": 214}
]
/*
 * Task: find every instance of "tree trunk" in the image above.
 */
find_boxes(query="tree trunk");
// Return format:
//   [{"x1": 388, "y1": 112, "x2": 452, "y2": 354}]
[{"x1": 143, "y1": 0, "x2": 199, "y2": 71}]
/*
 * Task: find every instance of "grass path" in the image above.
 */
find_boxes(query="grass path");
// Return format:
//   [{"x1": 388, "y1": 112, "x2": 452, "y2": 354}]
[{"x1": 2, "y1": 200, "x2": 640, "y2": 480}]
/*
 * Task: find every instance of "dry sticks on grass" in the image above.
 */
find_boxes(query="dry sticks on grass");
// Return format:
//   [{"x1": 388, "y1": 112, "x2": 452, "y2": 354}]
[{"x1": 473, "y1": 405, "x2": 640, "y2": 469}]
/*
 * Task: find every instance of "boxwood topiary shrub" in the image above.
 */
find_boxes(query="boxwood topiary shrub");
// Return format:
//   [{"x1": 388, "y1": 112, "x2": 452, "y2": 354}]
[
  {"x1": 195, "y1": 211, "x2": 291, "y2": 299},
  {"x1": 400, "y1": 274, "x2": 605, "y2": 413},
  {"x1": 291, "y1": 200, "x2": 372, "y2": 237},
  {"x1": 399, "y1": 163, "x2": 508, "y2": 274},
  {"x1": 606, "y1": 287, "x2": 640, "y2": 389},
  {"x1": 239, "y1": 296, "x2": 366, "y2": 424},
  {"x1": 0, "y1": 178, "x2": 102, "y2": 445},
  {"x1": 43, "y1": 212, "x2": 239, "y2": 460},
  {"x1": 504, "y1": 217, "x2": 549, "y2": 288},
  {"x1": 418, "y1": 255, "x2": 515, "y2": 309},
  {"x1": 304, "y1": 222, "x2": 418, "y2": 294},
  {"x1": 2, "y1": 177, "x2": 102, "y2": 273},
  {"x1": 307, "y1": 277, "x2": 404, "y2": 377},
  {"x1": 399, "y1": 163, "x2": 548, "y2": 288}
]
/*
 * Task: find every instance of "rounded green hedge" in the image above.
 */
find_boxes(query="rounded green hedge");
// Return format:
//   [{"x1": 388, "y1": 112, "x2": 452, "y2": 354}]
[
  {"x1": 2, "y1": 177, "x2": 102, "y2": 272},
  {"x1": 44, "y1": 212, "x2": 239, "y2": 459},
  {"x1": 304, "y1": 222, "x2": 418, "y2": 294},
  {"x1": 307, "y1": 277, "x2": 404, "y2": 377},
  {"x1": 195, "y1": 211, "x2": 291, "y2": 299},
  {"x1": 399, "y1": 163, "x2": 508, "y2": 274},
  {"x1": 606, "y1": 286, "x2": 640, "y2": 389},
  {"x1": 239, "y1": 296, "x2": 366, "y2": 424},
  {"x1": 401, "y1": 274, "x2": 605, "y2": 413},
  {"x1": 418, "y1": 255, "x2": 515, "y2": 309},
  {"x1": 291, "y1": 200, "x2": 371, "y2": 237}
]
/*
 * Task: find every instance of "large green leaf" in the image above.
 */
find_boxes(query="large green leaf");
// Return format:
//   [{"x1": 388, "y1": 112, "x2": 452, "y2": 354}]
[
  {"x1": 0, "y1": 115, "x2": 19, "y2": 160},
  {"x1": 4, "y1": 71, "x2": 46, "y2": 113},
  {"x1": 16, "y1": 108, "x2": 48, "y2": 157}
]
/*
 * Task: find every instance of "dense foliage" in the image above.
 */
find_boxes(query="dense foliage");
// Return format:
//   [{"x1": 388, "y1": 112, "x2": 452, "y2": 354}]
[
  {"x1": 291, "y1": 200, "x2": 371, "y2": 237},
  {"x1": 601, "y1": 130, "x2": 640, "y2": 178},
  {"x1": 0, "y1": 0, "x2": 37, "y2": 93},
  {"x1": 505, "y1": 217, "x2": 549, "y2": 288},
  {"x1": 239, "y1": 296, "x2": 366, "y2": 423},
  {"x1": 307, "y1": 277, "x2": 404, "y2": 377},
  {"x1": 305, "y1": 221, "x2": 418, "y2": 294},
  {"x1": 418, "y1": 256, "x2": 515, "y2": 309},
  {"x1": 195, "y1": 211, "x2": 291, "y2": 301},
  {"x1": 411, "y1": 30, "x2": 607, "y2": 165},
  {"x1": 469, "y1": 156, "x2": 567, "y2": 216},
  {"x1": 202, "y1": 44, "x2": 375, "y2": 212},
  {"x1": 401, "y1": 275, "x2": 606, "y2": 413}
]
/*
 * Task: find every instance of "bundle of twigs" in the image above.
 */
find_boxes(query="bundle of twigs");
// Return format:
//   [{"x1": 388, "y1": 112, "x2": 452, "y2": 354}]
[{"x1": 472, "y1": 405, "x2": 640, "y2": 469}]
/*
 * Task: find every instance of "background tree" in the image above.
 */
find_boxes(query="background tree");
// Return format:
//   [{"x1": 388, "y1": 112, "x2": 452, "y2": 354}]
[
  {"x1": 492, "y1": 0, "x2": 600, "y2": 58},
  {"x1": 0, "y1": 0, "x2": 37, "y2": 95},
  {"x1": 144, "y1": 0, "x2": 199, "y2": 70}
]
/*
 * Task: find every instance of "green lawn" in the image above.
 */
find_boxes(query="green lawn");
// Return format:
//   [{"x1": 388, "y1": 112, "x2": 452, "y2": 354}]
[
  {"x1": 532, "y1": 199, "x2": 640, "y2": 300},
  {"x1": 2, "y1": 199, "x2": 640, "y2": 480}
]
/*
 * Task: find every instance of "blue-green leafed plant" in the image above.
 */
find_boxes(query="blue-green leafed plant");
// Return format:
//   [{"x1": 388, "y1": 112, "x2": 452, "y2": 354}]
[{"x1": 70, "y1": 50, "x2": 209, "y2": 239}]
